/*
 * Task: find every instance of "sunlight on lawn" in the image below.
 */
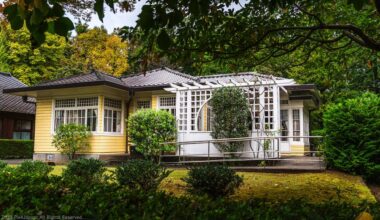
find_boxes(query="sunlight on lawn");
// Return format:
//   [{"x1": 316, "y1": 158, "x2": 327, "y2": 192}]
[{"x1": 160, "y1": 170, "x2": 377, "y2": 205}]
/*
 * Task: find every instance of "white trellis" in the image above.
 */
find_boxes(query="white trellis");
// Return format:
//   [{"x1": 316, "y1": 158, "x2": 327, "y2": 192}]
[{"x1": 164, "y1": 74, "x2": 293, "y2": 135}]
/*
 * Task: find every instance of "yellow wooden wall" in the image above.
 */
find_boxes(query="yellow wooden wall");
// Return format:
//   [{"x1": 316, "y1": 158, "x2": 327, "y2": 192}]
[{"x1": 34, "y1": 86, "x2": 128, "y2": 155}]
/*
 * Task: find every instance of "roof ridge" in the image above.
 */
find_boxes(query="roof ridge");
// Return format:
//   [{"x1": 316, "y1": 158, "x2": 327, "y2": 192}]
[
  {"x1": 162, "y1": 67, "x2": 198, "y2": 80},
  {"x1": 93, "y1": 70, "x2": 124, "y2": 81},
  {"x1": 199, "y1": 71, "x2": 286, "y2": 80}
]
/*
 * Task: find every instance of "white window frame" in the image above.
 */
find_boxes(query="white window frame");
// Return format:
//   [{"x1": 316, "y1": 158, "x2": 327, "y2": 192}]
[
  {"x1": 136, "y1": 98, "x2": 151, "y2": 110},
  {"x1": 103, "y1": 97, "x2": 123, "y2": 134},
  {"x1": 158, "y1": 95, "x2": 176, "y2": 116},
  {"x1": 52, "y1": 97, "x2": 99, "y2": 134}
]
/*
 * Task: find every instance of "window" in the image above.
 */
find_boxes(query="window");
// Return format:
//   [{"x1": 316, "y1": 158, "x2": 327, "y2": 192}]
[
  {"x1": 158, "y1": 96, "x2": 176, "y2": 116},
  {"x1": 137, "y1": 100, "x2": 151, "y2": 109},
  {"x1": 54, "y1": 97, "x2": 98, "y2": 131},
  {"x1": 13, "y1": 120, "x2": 32, "y2": 140},
  {"x1": 280, "y1": 110, "x2": 288, "y2": 141},
  {"x1": 293, "y1": 109, "x2": 300, "y2": 141},
  {"x1": 104, "y1": 98, "x2": 122, "y2": 133}
]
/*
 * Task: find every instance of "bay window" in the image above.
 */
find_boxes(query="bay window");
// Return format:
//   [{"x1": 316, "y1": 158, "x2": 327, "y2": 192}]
[
  {"x1": 53, "y1": 97, "x2": 98, "y2": 131},
  {"x1": 104, "y1": 98, "x2": 122, "y2": 133}
]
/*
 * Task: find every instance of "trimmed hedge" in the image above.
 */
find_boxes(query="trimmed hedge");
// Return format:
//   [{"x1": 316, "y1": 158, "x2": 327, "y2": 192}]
[{"x1": 0, "y1": 139, "x2": 33, "y2": 159}]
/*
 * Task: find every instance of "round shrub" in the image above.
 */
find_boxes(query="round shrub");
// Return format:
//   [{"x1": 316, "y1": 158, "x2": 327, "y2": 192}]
[
  {"x1": 128, "y1": 109, "x2": 177, "y2": 159},
  {"x1": 52, "y1": 123, "x2": 91, "y2": 160},
  {"x1": 62, "y1": 158, "x2": 106, "y2": 183},
  {"x1": 209, "y1": 87, "x2": 250, "y2": 153},
  {"x1": 115, "y1": 159, "x2": 171, "y2": 191},
  {"x1": 17, "y1": 160, "x2": 53, "y2": 176},
  {"x1": 323, "y1": 92, "x2": 380, "y2": 183},
  {"x1": 183, "y1": 164, "x2": 243, "y2": 198}
]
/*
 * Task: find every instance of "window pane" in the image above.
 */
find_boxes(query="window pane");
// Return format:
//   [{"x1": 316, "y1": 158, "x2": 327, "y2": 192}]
[
  {"x1": 116, "y1": 111, "x2": 121, "y2": 132},
  {"x1": 293, "y1": 109, "x2": 300, "y2": 141},
  {"x1": 280, "y1": 110, "x2": 288, "y2": 141},
  {"x1": 55, "y1": 110, "x2": 64, "y2": 130},
  {"x1": 137, "y1": 100, "x2": 151, "y2": 109},
  {"x1": 87, "y1": 109, "x2": 97, "y2": 131}
]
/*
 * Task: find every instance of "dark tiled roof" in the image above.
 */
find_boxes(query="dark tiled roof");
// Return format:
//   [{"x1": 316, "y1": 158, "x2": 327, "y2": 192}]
[
  {"x1": 0, "y1": 72, "x2": 35, "y2": 114},
  {"x1": 4, "y1": 71, "x2": 128, "y2": 93},
  {"x1": 199, "y1": 72, "x2": 286, "y2": 84},
  {"x1": 121, "y1": 67, "x2": 197, "y2": 88}
]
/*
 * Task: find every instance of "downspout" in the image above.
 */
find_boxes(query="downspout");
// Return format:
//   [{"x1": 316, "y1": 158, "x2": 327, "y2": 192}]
[{"x1": 125, "y1": 89, "x2": 135, "y2": 154}]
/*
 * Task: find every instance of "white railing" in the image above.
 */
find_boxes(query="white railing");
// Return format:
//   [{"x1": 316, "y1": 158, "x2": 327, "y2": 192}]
[{"x1": 159, "y1": 136, "x2": 324, "y2": 165}]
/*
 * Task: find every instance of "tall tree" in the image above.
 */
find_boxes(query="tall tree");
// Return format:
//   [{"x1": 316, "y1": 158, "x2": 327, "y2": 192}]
[
  {"x1": 0, "y1": 28, "x2": 9, "y2": 72},
  {"x1": 2, "y1": 25, "x2": 74, "y2": 85},
  {"x1": 71, "y1": 27, "x2": 129, "y2": 76}
]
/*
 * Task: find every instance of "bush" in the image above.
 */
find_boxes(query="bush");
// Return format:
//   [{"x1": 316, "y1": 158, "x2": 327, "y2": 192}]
[
  {"x1": 62, "y1": 158, "x2": 106, "y2": 183},
  {"x1": 323, "y1": 92, "x2": 380, "y2": 183},
  {"x1": 115, "y1": 159, "x2": 171, "y2": 191},
  {"x1": 183, "y1": 164, "x2": 243, "y2": 198},
  {"x1": 16, "y1": 160, "x2": 53, "y2": 176},
  {"x1": 209, "y1": 87, "x2": 250, "y2": 153},
  {"x1": 0, "y1": 160, "x2": 7, "y2": 169},
  {"x1": 128, "y1": 109, "x2": 176, "y2": 159},
  {"x1": 0, "y1": 139, "x2": 33, "y2": 159},
  {"x1": 52, "y1": 123, "x2": 91, "y2": 160}
]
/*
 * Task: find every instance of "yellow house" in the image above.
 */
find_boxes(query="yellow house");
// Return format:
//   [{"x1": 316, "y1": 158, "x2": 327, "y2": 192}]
[{"x1": 4, "y1": 67, "x2": 319, "y2": 163}]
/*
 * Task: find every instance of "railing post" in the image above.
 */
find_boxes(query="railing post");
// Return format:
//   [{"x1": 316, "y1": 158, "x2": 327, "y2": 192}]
[
  {"x1": 208, "y1": 140, "x2": 210, "y2": 163},
  {"x1": 178, "y1": 143, "x2": 181, "y2": 163}
]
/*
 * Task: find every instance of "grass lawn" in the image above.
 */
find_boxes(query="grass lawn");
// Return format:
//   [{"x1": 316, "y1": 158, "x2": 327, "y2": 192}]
[{"x1": 44, "y1": 166, "x2": 376, "y2": 205}]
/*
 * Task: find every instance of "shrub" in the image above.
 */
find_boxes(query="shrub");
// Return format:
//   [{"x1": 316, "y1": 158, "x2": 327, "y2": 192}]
[
  {"x1": 115, "y1": 159, "x2": 171, "y2": 191},
  {"x1": 209, "y1": 87, "x2": 250, "y2": 153},
  {"x1": 323, "y1": 92, "x2": 380, "y2": 183},
  {"x1": 62, "y1": 158, "x2": 106, "y2": 183},
  {"x1": 0, "y1": 139, "x2": 33, "y2": 159},
  {"x1": 128, "y1": 109, "x2": 176, "y2": 159},
  {"x1": 16, "y1": 160, "x2": 53, "y2": 176},
  {"x1": 0, "y1": 160, "x2": 7, "y2": 169},
  {"x1": 52, "y1": 123, "x2": 91, "y2": 160},
  {"x1": 183, "y1": 164, "x2": 243, "y2": 198}
]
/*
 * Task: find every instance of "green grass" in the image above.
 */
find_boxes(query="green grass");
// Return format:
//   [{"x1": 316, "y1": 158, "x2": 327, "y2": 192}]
[
  {"x1": 160, "y1": 170, "x2": 376, "y2": 205},
  {"x1": 10, "y1": 165, "x2": 377, "y2": 205}
]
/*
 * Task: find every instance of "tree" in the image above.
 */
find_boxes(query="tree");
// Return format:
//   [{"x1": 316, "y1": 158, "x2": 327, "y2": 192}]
[
  {"x1": 71, "y1": 27, "x2": 129, "y2": 76},
  {"x1": 52, "y1": 124, "x2": 91, "y2": 160},
  {"x1": 209, "y1": 87, "x2": 250, "y2": 154},
  {"x1": 0, "y1": 28, "x2": 9, "y2": 72},
  {"x1": 2, "y1": 25, "x2": 75, "y2": 85}
]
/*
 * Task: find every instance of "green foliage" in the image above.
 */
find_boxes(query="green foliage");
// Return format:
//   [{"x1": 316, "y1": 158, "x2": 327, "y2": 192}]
[
  {"x1": 0, "y1": 163, "x2": 379, "y2": 218},
  {"x1": 2, "y1": 25, "x2": 75, "y2": 85},
  {"x1": 183, "y1": 164, "x2": 243, "y2": 198},
  {"x1": 0, "y1": 30, "x2": 9, "y2": 72},
  {"x1": 323, "y1": 93, "x2": 380, "y2": 183},
  {"x1": 210, "y1": 87, "x2": 250, "y2": 153},
  {"x1": 0, "y1": 160, "x2": 7, "y2": 169},
  {"x1": 128, "y1": 109, "x2": 177, "y2": 159},
  {"x1": 115, "y1": 159, "x2": 172, "y2": 191},
  {"x1": 17, "y1": 160, "x2": 53, "y2": 177},
  {"x1": 52, "y1": 124, "x2": 91, "y2": 160},
  {"x1": 0, "y1": 139, "x2": 34, "y2": 159},
  {"x1": 62, "y1": 158, "x2": 106, "y2": 184}
]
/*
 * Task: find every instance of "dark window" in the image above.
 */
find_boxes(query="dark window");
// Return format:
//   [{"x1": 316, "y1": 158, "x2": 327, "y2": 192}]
[{"x1": 13, "y1": 120, "x2": 32, "y2": 140}]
